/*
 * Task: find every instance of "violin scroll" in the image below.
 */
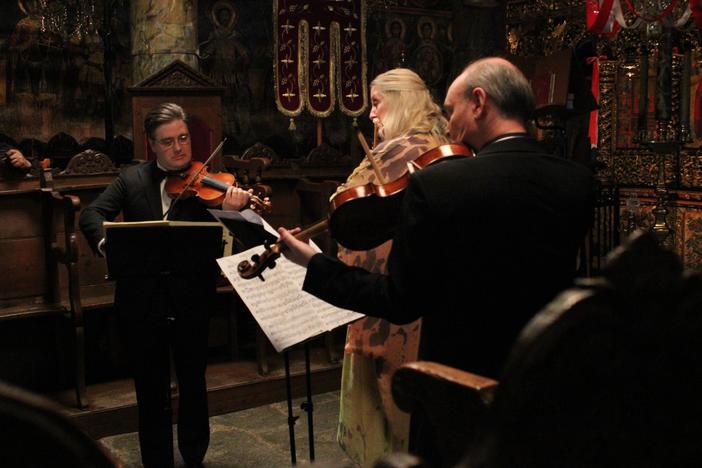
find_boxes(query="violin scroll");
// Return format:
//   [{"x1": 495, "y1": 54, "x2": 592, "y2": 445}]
[
  {"x1": 237, "y1": 239, "x2": 283, "y2": 280},
  {"x1": 237, "y1": 219, "x2": 329, "y2": 280},
  {"x1": 246, "y1": 191, "x2": 272, "y2": 214}
]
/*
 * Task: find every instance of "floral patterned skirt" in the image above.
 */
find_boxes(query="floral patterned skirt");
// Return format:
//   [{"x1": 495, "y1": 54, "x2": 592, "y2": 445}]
[{"x1": 337, "y1": 317, "x2": 421, "y2": 467}]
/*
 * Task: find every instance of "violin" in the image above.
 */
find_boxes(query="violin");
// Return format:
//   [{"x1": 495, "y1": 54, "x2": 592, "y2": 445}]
[
  {"x1": 165, "y1": 160, "x2": 272, "y2": 214},
  {"x1": 237, "y1": 142, "x2": 473, "y2": 280},
  {"x1": 328, "y1": 141, "x2": 473, "y2": 251}
]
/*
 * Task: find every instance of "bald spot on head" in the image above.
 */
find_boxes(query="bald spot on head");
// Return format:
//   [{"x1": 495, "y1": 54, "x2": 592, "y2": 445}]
[{"x1": 459, "y1": 57, "x2": 535, "y2": 124}]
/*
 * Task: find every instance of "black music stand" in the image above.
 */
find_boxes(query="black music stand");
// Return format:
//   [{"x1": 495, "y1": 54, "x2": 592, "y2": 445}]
[
  {"x1": 104, "y1": 221, "x2": 223, "y2": 280},
  {"x1": 104, "y1": 221, "x2": 223, "y2": 464},
  {"x1": 208, "y1": 209, "x2": 277, "y2": 252},
  {"x1": 283, "y1": 342, "x2": 316, "y2": 465}
]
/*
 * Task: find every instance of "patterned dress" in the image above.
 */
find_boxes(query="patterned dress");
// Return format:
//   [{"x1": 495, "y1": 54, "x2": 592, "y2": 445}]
[{"x1": 336, "y1": 132, "x2": 446, "y2": 467}]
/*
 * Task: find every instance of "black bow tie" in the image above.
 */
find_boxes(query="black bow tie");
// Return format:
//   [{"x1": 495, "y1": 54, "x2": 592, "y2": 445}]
[
  {"x1": 153, "y1": 166, "x2": 169, "y2": 182},
  {"x1": 153, "y1": 165, "x2": 188, "y2": 182}
]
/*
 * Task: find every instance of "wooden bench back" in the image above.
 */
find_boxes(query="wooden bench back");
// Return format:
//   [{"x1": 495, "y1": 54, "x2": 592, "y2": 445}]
[
  {"x1": 0, "y1": 181, "x2": 58, "y2": 305},
  {"x1": 51, "y1": 173, "x2": 119, "y2": 310}
]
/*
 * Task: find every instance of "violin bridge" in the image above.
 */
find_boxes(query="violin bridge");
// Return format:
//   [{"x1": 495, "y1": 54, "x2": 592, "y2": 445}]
[{"x1": 407, "y1": 160, "x2": 421, "y2": 173}]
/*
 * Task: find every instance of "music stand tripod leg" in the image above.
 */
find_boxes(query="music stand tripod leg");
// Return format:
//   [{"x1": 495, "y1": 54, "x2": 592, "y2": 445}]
[
  {"x1": 301, "y1": 342, "x2": 315, "y2": 460},
  {"x1": 284, "y1": 351, "x2": 298, "y2": 465}
]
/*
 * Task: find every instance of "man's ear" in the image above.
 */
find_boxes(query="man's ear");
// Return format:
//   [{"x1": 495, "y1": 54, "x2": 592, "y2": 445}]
[
  {"x1": 471, "y1": 87, "x2": 487, "y2": 118},
  {"x1": 147, "y1": 139, "x2": 156, "y2": 153}
]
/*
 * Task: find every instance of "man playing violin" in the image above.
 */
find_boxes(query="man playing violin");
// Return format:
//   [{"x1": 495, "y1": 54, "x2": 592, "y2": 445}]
[
  {"x1": 80, "y1": 102, "x2": 250, "y2": 468},
  {"x1": 279, "y1": 57, "x2": 593, "y2": 464}
]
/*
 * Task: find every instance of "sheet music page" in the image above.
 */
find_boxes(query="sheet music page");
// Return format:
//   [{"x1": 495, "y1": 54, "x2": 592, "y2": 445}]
[
  {"x1": 217, "y1": 217, "x2": 364, "y2": 352},
  {"x1": 279, "y1": 259, "x2": 364, "y2": 330}
]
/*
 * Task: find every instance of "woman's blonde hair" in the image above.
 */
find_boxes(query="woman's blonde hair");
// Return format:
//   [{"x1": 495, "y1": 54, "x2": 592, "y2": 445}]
[{"x1": 371, "y1": 68, "x2": 448, "y2": 142}]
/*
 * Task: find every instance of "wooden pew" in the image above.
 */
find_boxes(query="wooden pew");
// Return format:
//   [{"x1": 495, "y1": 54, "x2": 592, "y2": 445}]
[{"x1": 0, "y1": 175, "x2": 87, "y2": 408}]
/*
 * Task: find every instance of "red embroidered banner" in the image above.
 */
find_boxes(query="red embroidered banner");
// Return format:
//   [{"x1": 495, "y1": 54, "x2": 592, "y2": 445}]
[{"x1": 274, "y1": 0, "x2": 367, "y2": 119}]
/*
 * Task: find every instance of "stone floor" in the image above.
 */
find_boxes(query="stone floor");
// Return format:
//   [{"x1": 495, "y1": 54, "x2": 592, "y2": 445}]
[{"x1": 100, "y1": 391, "x2": 356, "y2": 468}]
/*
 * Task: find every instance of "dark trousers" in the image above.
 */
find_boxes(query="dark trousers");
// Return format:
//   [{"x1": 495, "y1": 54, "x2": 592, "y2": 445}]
[
  {"x1": 409, "y1": 410, "x2": 442, "y2": 467},
  {"x1": 120, "y1": 278, "x2": 211, "y2": 468}
]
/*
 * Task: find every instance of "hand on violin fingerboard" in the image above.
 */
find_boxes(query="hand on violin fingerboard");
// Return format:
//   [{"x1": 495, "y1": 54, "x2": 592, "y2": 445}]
[{"x1": 222, "y1": 186, "x2": 252, "y2": 211}]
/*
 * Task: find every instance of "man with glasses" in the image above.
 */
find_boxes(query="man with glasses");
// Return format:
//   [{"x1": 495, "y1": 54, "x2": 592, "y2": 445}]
[{"x1": 80, "y1": 103, "x2": 249, "y2": 468}]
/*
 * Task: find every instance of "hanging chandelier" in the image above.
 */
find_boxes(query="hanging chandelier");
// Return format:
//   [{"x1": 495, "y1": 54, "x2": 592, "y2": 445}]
[{"x1": 35, "y1": 0, "x2": 102, "y2": 42}]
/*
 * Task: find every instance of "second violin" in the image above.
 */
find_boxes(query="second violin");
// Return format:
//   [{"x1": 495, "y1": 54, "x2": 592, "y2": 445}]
[{"x1": 328, "y1": 142, "x2": 473, "y2": 250}]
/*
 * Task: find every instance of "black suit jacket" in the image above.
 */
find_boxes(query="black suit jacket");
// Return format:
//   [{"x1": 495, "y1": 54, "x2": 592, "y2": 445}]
[
  {"x1": 304, "y1": 137, "x2": 594, "y2": 377},
  {"x1": 79, "y1": 160, "x2": 218, "y2": 320},
  {"x1": 80, "y1": 160, "x2": 214, "y2": 250}
]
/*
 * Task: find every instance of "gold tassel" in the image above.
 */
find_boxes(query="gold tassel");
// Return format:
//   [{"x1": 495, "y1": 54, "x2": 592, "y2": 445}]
[{"x1": 289, "y1": 118, "x2": 297, "y2": 131}]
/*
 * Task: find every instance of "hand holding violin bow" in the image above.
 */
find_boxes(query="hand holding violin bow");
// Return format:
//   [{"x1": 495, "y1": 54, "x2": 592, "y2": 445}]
[{"x1": 237, "y1": 220, "x2": 329, "y2": 280}]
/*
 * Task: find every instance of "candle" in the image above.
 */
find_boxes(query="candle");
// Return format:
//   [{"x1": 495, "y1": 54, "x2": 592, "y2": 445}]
[
  {"x1": 655, "y1": 30, "x2": 672, "y2": 124},
  {"x1": 680, "y1": 49, "x2": 691, "y2": 139},
  {"x1": 638, "y1": 48, "x2": 649, "y2": 140}
]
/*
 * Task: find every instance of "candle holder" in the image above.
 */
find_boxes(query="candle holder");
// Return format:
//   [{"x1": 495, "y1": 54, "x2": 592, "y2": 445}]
[{"x1": 642, "y1": 141, "x2": 677, "y2": 245}]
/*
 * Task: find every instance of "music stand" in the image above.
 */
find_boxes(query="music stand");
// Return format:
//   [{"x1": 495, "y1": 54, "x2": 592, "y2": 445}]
[
  {"x1": 208, "y1": 209, "x2": 278, "y2": 252},
  {"x1": 103, "y1": 220, "x2": 223, "y2": 464},
  {"x1": 282, "y1": 341, "x2": 316, "y2": 465},
  {"x1": 104, "y1": 221, "x2": 223, "y2": 279}
]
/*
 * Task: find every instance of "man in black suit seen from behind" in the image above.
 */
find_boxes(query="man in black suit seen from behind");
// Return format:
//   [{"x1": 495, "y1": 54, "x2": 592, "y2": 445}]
[
  {"x1": 279, "y1": 56, "x2": 593, "y2": 386},
  {"x1": 79, "y1": 103, "x2": 251, "y2": 468}
]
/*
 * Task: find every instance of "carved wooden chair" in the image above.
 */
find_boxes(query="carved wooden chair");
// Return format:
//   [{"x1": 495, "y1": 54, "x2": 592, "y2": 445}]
[
  {"x1": 295, "y1": 178, "x2": 343, "y2": 363},
  {"x1": 463, "y1": 231, "x2": 702, "y2": 468},
  {"x1": 221, "y1": 154, "x2": 272, "y2": 374},
  {"x1": 295, "y1": 178, "x2": 340, "y2": 257},
  {"x1": 392, "y1": 361, "x2": 498, "y2": 467}
]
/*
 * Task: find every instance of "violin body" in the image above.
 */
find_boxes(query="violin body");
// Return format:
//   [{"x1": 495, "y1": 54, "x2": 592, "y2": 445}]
[
  {"x1": 165, "y1": 161, "x2": 236, "y2": 206},
  {"x1": 328, "y1": 143, "x2": 473, "y2": 251},
  {"x1": 165, "y1": 161, "x2": 271, "y2": 213}
]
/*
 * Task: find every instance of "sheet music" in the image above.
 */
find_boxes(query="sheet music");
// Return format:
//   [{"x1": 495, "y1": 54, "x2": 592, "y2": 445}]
[{"x1": 217, "y1": 218, "x2": 363, "y2": 352}]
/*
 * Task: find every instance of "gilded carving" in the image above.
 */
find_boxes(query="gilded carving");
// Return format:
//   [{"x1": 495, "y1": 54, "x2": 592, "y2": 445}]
[
  {"x1": 680, "y1": 153, "x2": 702, "y2": 187},
  {"x1": 151, "y1": 70, "x2": 203, "y2": 88},
  {"x1": 597, "y1": 60, "x2": 618, "y2": 181},
  {"x1": 683, "y1": 212, "x2": 702, "y2": 270}
]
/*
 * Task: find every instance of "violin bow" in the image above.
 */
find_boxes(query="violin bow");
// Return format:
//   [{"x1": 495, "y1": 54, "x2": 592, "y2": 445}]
[
  {"x1": 372, "y1": 119, "x2": 380, "y2": 149},
  {"x1": 163, "y1": 138, "x2": 227, "y2": 219},
  {"x1": 356, "y1": 130, "x2": 387, "y2": 185}
]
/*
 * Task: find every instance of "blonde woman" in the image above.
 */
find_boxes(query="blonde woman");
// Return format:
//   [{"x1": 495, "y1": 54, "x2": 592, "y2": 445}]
[{"x1": 335, "y1": 68, "x2": 448, "y2": 467}]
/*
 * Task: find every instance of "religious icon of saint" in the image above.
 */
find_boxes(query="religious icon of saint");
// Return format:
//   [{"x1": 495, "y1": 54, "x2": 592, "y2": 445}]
[
  {"x1": 412, "y1": 17, "x2": 442, "y2": 87},
  {"x1": 199, "y1": 0, "x2": 252, "y2": 139},
  {"x1": 377, "y1": 17, "x2": 407, "y2": 74}
]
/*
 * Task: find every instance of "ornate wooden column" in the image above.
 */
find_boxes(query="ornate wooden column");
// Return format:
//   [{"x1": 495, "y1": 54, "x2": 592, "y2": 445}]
[{"x1": 130, "y1": 0, "x2": 199, "y2": 84}]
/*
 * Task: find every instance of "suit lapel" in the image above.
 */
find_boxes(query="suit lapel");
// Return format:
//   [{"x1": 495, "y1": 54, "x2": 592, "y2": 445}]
[{"x1": 143, "y1": 161, "x2": 165, "y2": 220}]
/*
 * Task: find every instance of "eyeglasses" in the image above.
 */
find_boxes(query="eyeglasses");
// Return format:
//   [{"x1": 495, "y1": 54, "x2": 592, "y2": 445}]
[{"x1": 156, "y1": 133, "x2": 190, "y2": 149}]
